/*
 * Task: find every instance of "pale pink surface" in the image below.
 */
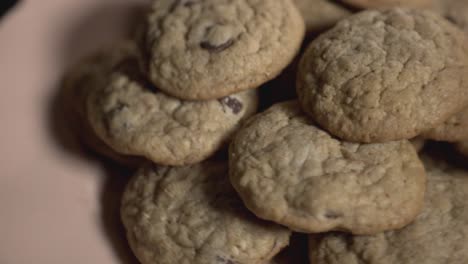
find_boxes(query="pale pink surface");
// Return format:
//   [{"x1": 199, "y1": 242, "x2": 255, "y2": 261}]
[{"x1": 0, "y1": 1, "x2": 146, "y2": 263}]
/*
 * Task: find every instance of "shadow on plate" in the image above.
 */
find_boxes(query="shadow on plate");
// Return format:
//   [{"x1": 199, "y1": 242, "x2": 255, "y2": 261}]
[
  {"x1": 46, "y1": 2, "x2": 149, "y2": 264},
  {"x1": 423, "y1": 141, "x2": 468, "y2": 171},
  {"x1": 48, "y1": 0, "x2": 148, "y2": 159},
  {"x1": 0, "y1": 0, "x2": 20, "y2": 19},
  {"x1": 100, "y1": 163, "x2": 140, "y2": 264},
  {"x1": 273, "y1": 233, "x2": 310, "y2": 264}
]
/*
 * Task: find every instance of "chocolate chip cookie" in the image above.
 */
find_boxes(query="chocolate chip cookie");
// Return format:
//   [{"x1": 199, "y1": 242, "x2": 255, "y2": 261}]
[
  {"x1": 62, "y1": 45, "x2": 143, "y2": 166},
  {"x1": 86, "y1": 43, "x2": 258, "y2": 166},
  {"x1": 422, "y1": 107, "x2": 468, "y2": 142},
  {"x1": 121, "y1": 161, "x2": 291, "y2": 264},
  {"x1": 293, "y1": 0, "x2": 351, "y2": 33},
  {"x1": 144, "y1": 0, "x2": 305, "y2": 100},
  {"x1": 229, "y1": 101, "x2": 426, "y2": 234},
  {"x1": 297, "y1": 8, "x2": 468, "y2": 143},
  {"x1": 342, "y1": 0, "x2": 432, "y2": 9},
  {"x1": 309, "y1": 157, "x2": 468, "y2": 264}
]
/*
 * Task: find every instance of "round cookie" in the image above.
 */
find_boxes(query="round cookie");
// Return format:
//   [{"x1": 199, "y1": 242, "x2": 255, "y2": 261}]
[
  {"x1": 144, "y1": 0, "x2": 305, "y2": 100},
  {"x1": 229, "y1": 101, "x2": 426, "y2": 234},
  {"x1": 297, "y1": 8, "x2": 468, "y2": 143},
  {"x1": 121, "y1": 161, "x2": 291, "y2": 264},
  {"x1": 62, "y1": 46, "x2": 144, "y2": 166},
  {"x1": 342, "y1": 0, "x2": 432, "y2": 9},
  {"x1": 422, "y1": 107, "x2": 468, "y2": 142},
  {"x1": 293, "y1": 0, "x2": 351, "y2": 33},
  {"x1": 309, "y1": 157, "x2": 468, "y2": 264},
  {"x1": 86, "y1": 44, "x2": 258, "y2": 166}
]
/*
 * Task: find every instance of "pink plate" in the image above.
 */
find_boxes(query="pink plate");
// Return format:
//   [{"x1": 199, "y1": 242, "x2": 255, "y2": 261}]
[{"x1": 0, "y1": 1, "x2": 147, "y2": 263}]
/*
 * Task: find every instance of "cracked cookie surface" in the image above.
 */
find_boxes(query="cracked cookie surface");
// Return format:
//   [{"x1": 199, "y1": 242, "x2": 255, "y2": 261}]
[
  {"x1": 309, "y1": 157, "x2": 468, "y2": 264},
  {"x1": 144, "y1": 0, "x2": 305, "y2": 100},
  {"x1": 297, "y1": 8, "x2": 468, "y2": 142},
  {"x1": 121, "y1": 161, "x2": 291, "y2": 264},
  {"x1": 86, "y1": 43, "x2": 258, "y2": 166},
  {"x1": 293, "y1": 0, "x2": 351, "y2": 33},
  {"x1": 229, "y1": 101, "x2": 426, "y2": 234}
]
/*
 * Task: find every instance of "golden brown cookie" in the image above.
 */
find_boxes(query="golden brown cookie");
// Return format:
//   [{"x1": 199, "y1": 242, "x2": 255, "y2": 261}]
[
  {"x1": 309, "y1": 156, "x2": 468, "y2": 264},
  {"x1": 144, "y1": 0, "x2": 305, "y2": 100},
  {"x1": 121, "y1": 161, "x2": 291, "y2": 264},
  {"x1": 86, "y1": 43, "x2": 259, "y2": 166},
  {"x1": 297, "y1": 8, "x2": 468, "y2": 142},
  {"x1": 62, "y1": 46, "x2": 143, "y2": 166},
  {"x1": 229, "y1": 101, "x2": 426, "y2": 235}
]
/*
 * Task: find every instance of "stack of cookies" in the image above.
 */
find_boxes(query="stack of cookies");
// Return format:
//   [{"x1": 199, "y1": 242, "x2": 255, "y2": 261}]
[{"x1": 63, "y1": 0, "x2": 468, "y2": 263}]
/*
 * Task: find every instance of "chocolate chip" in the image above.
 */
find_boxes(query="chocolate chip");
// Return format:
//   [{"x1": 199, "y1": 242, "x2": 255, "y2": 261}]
[
  {"x1": 104, "y1": 101, "x2": 131, "y2": 132},
  {"x1": 444, "y1": 15, "x2": 458, "y2": 25},
  {"x1": 218, "y1": 97, "x2": 243, "y2": 114},
  {"x1": 324, "y1": 211, "x2": 343, "y2": 219},
  {"x1": 108, "y1": 102, "x2": 129, "y2": 117},
  {"x1": 200, "y1": 38, "x2": 235, "y2": 53},
  {"x1": 215, "y1": 256, "x2": 236, "y2": 264}
]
